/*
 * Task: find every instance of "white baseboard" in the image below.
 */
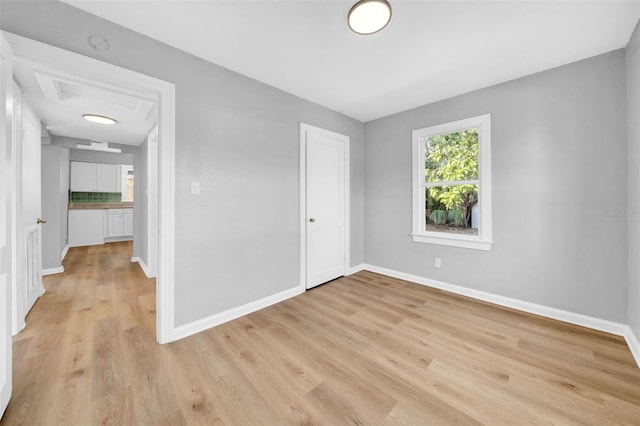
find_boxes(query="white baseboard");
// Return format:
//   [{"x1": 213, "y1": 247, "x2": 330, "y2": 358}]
[
  {"x1": 347, "y1": 263, "x2": 366, "y2": 275},
  {"x1": 42, "y1": 266, "x2": 64, "y2": 276},
  {"x1": 362, "y1": 264, "x2": 640, "y2": 368},
  {"x1": 624, "y1": 327, "x2": 640, "y2": 369},
  {"x1": 61, "y1": 244, "x2": 70, "y2": 261},
  {"x1": 362, "y1": 264, "x2": 629, "y2": 337},
  {"x1": 172, "y1": 286, "x2": 305, "y2": 342},
  {"x1": 130, "y1": 256, "x2": 153, "y2": 278},
  {"x1": 105, "y1": 236, "x2": 133, "y2": 243}
]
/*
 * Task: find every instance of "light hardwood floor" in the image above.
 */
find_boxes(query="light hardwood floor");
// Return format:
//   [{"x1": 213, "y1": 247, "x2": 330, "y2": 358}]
[{"x1": 1, "y1": 241, "x2": 639, "y2": 425}]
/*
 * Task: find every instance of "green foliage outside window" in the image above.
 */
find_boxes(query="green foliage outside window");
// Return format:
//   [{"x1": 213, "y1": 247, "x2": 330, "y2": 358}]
[{"x1": 425, "y1": 129, "x2": 479, "y2": 228}]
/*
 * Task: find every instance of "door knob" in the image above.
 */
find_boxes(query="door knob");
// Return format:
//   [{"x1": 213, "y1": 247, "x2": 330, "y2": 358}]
[
  {"x1": 309, "y1": 218, "x2": 315, "y2": 222},
  {"x1": 37, "y1": 218, "x2": 46, "y2": 224}
]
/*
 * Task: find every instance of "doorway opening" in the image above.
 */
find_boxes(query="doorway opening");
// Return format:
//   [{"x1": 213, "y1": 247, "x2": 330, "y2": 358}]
[{"x1": 4, "y1": 31, "x2": 176, "y2": 344}]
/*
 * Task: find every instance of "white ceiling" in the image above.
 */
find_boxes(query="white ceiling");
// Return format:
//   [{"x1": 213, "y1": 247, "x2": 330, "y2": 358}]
[
  {"x1": 13, "y1": 56, "x2": 157, "y2": 146},
  {"x1": 62, "y1": 0, "x2": 639, "y2": 122}
]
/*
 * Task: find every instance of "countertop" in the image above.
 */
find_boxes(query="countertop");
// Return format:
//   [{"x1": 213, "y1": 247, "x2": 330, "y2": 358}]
[{"x1": 68, "y1": 202, "x2": 134, "y2": 210}]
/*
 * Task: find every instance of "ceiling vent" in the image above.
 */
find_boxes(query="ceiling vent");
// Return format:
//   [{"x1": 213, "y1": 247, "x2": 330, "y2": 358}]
[{"x1": 76, "y1": 141, "x2": 122, "y2": 153}]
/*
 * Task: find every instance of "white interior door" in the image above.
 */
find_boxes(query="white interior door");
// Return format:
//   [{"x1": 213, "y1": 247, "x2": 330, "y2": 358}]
[
  {"x1": 21, "y1": 102, "x2": 44, "y2": 316},
  {"x1": 0, "y1": 32, "x2": 15, "y2": 418},
  {"x1": 304, "y1": 125, "x2": 347, "y2": 289}
]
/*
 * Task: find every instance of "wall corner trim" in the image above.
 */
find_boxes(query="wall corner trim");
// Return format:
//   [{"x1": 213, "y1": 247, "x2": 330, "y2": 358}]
[
  {"x1": 61, "y1": 244, "x2": 70, "y2": 261},
  {"x1": 42, "y1": 266, "x2": 64, "y2": 276},
  {"x1": 131, "y1": 256, "x2": 153, "y2": 279},
  {"x1": 171, "y1": 285, "x2": 305, "y2": 342},
  {"x1": 361, "y1": 263, "x2": 630, "y2": 337}
]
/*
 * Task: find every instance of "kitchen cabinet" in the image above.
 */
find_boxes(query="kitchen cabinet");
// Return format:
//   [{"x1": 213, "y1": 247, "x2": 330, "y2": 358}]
[
  {"x1": 107, "y1": 209, "x2": 124, "y2": 237},
  {"x1": 69, "y1": 206, "x2": 133, "y2": 246},
  {"x1": 68, "y1": 209, "x2": 105, "y2": 246},
  {"x1": 70, "y1": 161, "x2": 120, "y2": 192},
  {"x1": 96, "y1": 164, "x2": 119, "y2": 192},
  {"x1": 69, "y1": 161, "x2": 95, "y2": 191},
  {"x1": 124, "y1": 209, "x2": 133, "y2": 235},
  {"x1": 107, "y1": 208, "x2": 133, "y2": 237}
]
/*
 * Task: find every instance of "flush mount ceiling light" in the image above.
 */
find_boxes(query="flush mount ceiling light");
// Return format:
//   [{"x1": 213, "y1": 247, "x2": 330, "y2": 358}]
[
  {"x1": 348, "y1": 0, "x2": 392, "y2": 35},
  {"x1": 82, "y1": 113, "x2": 117, "y2": 125}
]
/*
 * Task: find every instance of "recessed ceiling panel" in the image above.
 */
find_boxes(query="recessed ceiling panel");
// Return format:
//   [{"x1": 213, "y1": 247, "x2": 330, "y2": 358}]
[{"x1": 13, "y1": 57, "x2": 157, "y2": 145}]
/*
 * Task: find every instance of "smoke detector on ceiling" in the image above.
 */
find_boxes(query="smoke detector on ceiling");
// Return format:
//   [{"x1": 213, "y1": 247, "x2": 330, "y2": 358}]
[{"x1": 88, "y1": 34, "x2": 110, "y2": 52}]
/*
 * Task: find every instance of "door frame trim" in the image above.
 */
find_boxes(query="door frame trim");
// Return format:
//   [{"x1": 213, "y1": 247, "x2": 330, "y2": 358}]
[
  {"x1": 4, "y1": 32, "x2": 176, "y2": 344},
  {"x1": 10, "y1": 81, "x2": 24, "y2": 335},
  {"x1": 299, "y1": 123, "x2": 350, "y2": 291},
  {"x1": 1, "y1": 31, "x2": 15, "y2": 415}
]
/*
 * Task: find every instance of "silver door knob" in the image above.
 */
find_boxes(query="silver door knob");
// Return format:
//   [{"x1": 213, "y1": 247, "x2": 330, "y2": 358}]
[{"x1": 309, "y1": 218, "x2": 315, "y2": 222}]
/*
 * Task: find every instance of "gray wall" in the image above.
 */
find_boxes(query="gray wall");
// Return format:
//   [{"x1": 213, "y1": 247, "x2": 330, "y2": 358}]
[
  {"x1": 40, "y1": 144, "x2": 70, "y2": 270},
  {"x1": 69, "y1": 149, "x2": 133, "y2": 166},
  {"x1": 1, "y1": 1, "x2": 366, "y2": 327},
  {"x1": 627, "y1": 21, "x2": 640, "y2": 340},
  {"x1": 364, "y1": 50, "x2": 628, "y2": 323},
  {"x1": 41, "y1": 145, "x2": 61, "y2": 270}
]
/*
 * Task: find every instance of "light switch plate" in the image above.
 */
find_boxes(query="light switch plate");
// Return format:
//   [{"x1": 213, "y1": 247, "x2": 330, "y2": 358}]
[{"x1": 190, "y1": 180, "x2": 200, "y2": 195}]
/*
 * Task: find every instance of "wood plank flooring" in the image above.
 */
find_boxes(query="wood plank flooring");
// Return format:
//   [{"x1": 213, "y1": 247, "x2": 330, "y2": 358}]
[{"x1": 2, "y1": 241, "x2": 639, "y2": 424}]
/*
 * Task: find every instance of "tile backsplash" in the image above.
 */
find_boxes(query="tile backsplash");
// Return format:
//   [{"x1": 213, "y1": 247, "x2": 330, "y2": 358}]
[{"x1": 70, "y1": 192, "x2": 122, "y2": 202}]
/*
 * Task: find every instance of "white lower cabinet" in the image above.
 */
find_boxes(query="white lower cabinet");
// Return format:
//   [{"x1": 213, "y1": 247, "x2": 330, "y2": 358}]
[
  {"x1": 124, "y1": 209, "x2": 133, "y2": 235},
  {"x1": 107, "y1": 209, "x2": 124, "y2": 237},
  {"x1": 107, "y1": 208, "x2": 133, "y2": 237},
  {"x1": 69, "y1": 207, "x2": 134, "y2": 247},
  {"x1": 68, "y1": 210, "x2": 105, "y2": 247}
]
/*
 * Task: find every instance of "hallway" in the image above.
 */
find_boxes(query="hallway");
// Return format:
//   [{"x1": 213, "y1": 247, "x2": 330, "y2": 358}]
[{"x1": 2, "y1": 242, "x2": 158, "y2": 424}]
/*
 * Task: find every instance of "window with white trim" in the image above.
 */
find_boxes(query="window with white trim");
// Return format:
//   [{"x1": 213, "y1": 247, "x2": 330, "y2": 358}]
[{"x1": 411, "y1": 114, "x2": 493, "y2": 250}]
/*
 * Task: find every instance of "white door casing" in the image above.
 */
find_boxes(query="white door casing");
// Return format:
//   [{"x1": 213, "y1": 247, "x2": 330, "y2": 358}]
[
  {"x1": 300, "y1": 123, "x2": 350, "y2": 290},
  {"x1": 0, "y1": 32, "x2": 14, "y2": 418},
  {"x1": 10, "y1": 81, "x2": 24, "y2": 335},
  {"x1": 20, "y1": 102, "x2": 44, "y2": 316},
  {"x1": 3, "y1": 31, "x2": 176, "y2": 343},
  {"x1": 147, "y1": 126, "x2": 158, "y2": 277}
]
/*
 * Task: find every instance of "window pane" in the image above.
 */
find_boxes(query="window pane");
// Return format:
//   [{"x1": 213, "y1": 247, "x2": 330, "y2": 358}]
[
  {"x1": 425, "y1": 184, "x2": 478, "y2": 235},
  {"x1": 425, "y1": 128, "x2": 479, "y2": 182}
]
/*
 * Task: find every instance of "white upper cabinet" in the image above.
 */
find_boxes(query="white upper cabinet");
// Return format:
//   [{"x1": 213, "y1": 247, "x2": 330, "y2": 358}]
[
  {"x1": 70, "y1": 161, "x2": 96, "y2": 191},
  {"x1": 96, "y1": 164, "x2": 119, "y2": 192},
  {"x1": 70, "y1": 161, "x2": 120, "y2": 193}
]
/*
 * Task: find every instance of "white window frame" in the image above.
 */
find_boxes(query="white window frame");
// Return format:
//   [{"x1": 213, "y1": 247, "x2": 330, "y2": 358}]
[{"x1": 411, "y1": 114, "x2": 493, "y2": 251}]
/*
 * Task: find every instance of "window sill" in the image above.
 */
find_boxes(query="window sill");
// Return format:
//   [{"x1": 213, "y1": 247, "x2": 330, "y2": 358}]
[{"x1": 411, "y1": 233, "x2": 493, "y2": 251}]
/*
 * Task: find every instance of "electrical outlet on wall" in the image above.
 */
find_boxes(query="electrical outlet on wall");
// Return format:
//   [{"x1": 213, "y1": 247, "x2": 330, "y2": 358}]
[{"x1": 435, "y1": 257, "x2": 442, "y2": 268}]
